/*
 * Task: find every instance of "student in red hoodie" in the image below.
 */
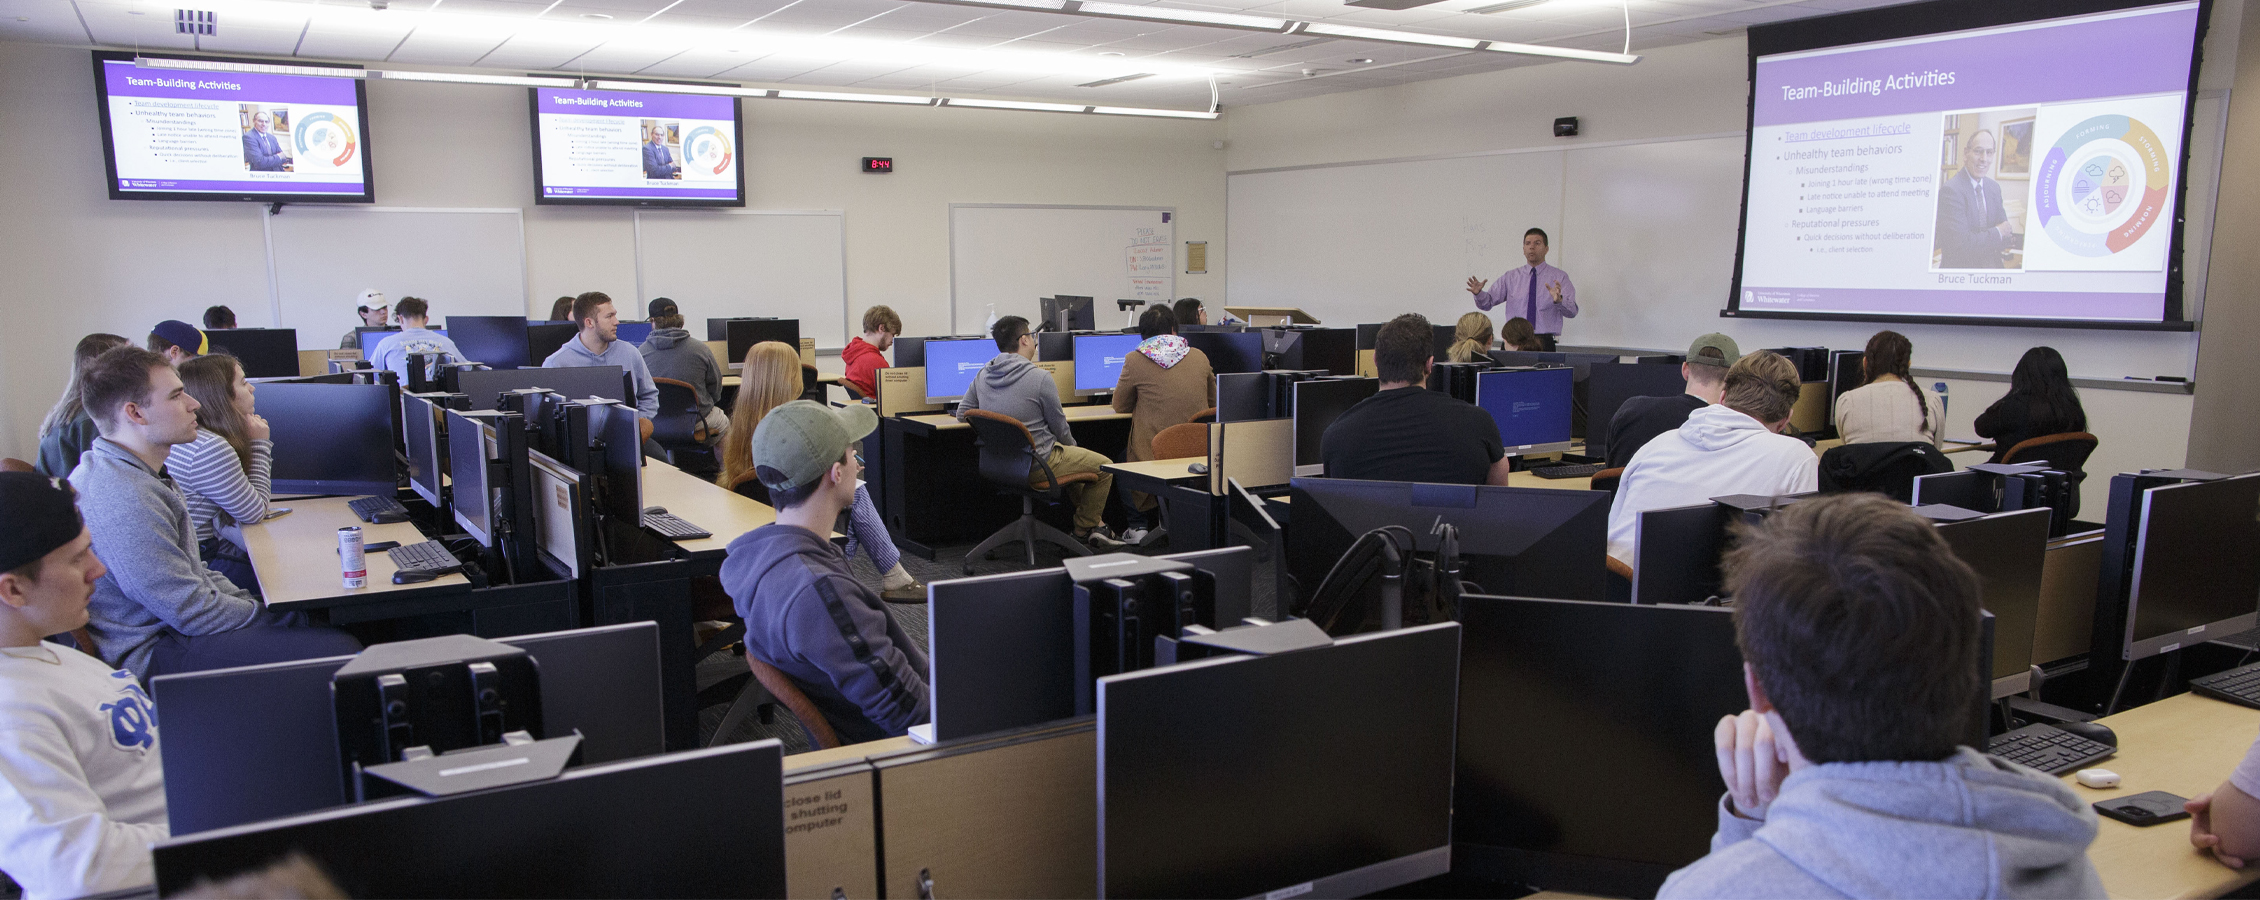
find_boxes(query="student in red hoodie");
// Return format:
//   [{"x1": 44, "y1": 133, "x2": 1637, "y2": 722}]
[{"x1": 840, "y1": 306, "x2": 901, "y2": 400}]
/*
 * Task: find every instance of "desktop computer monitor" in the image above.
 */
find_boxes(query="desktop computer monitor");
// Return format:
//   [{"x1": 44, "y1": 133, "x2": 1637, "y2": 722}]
[
  {"x1": 353, "y1": 326, "x2": 399, "y2": 356},
  {"x1": 1096, "y1": 622, "x2": 1458, "y2": 899},
  {"x1": 1829, "y1": 350, "x2": 1866, "y2": 403},
  {"x1": 258, "y1": 382, "x2": 399, "y2": 496},
  {"x1": 1476, "y1": 367, "x2": 1575, "y2": 454},
  {"x1": 153, "y1": 623, "x2": 666, "y2": 835},
  {"x1": 1286, "y1": 477, "x2": 1611, "y2": 608},
  {"x1": 154, "y1": 740, "x2": 785, "y2": 899},
  {"x1": 588, "y1": 400, "x2": 644, "y2": 523},
  {"x1": 1072, "y1": 332, "x2": 1143, "y2": 395},
  {"x1": 445, "y1": 410, "x2": 496, "y2": 547},
  {"x1": 1631, "y1": 494, "x2": 1811, "y2": 606},
  {"x1": 1036, "y1": 331, "x2": 1075, "y2": 362},
  {"x1": 455, "y1": 366, "x2": 626, "y2": 410},
  {"x1": 446, "y1": 316, "x2": 533, "y2": 369},
  {"x1": 1584, "y1": 362, "x2": 1688, "y2": 460},
  {"x1": 204, "y1": 328, "x2": 299, "y2": 378},
  {"x1": 614, "y1": 321, "x2": 653, "y2": 345},
  {"x1": 526, "y1": 322, "x2": 578, "y2": 366},
  {"x1": 923, "y1": 338, "x2": 995, "y2": 403},
  {"x1": 925, "y1": 547, "x2": 1253, "y2": 743},
  {"x1": 401, "y1": 394, "x2": 446, "y2": 508},
  {"x1": 1039, "y1": 295, "x2": 1095, "y2": 332},
  {"x1": 2103, "y1": 472, "x2": 2260, "y2": 662},
  {"x1": 357, "y1": 327, "x2": 447, "y2": 359},
  {"x1": 1431, "y1": 322, "x2": 1460, "y2": 360},
  {"x1": 1214, "y1": 372, "x2": 1272, "y2": 422},
  {"x1": 1184, "y1": 330, "x2": 1263, "y2": 374},
  {"x1": 1935, "y1": 507, "x2": 2049, "y2": 696},
  {"x1": 1290, "y1": 377, "x2": 1378, "y2": 475},
  {"x1": 1453, "y1": 595, "x2": 1746, "y2": 896},
  {"x1": 529, "y1": 449, "x2": 596, "y2": 580},
  {"x1": 1262, "y1": 327, "x2": 1356, "y2": 375},
  {"x1": 722, "y1": 319, "x2": 800, "y2": 368}
]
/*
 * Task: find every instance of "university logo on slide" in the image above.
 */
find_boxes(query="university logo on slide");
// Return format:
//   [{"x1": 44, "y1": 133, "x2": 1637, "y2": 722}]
[
  {"x1": 293, "y1": 111, "x2": 359, "y2": 168},
  {"x1": 685, "y1": 125, "x2": 733, "y2": 176},
  {"x1": 2035, "y1": 115, "x2": 2168, "y2": 257}
]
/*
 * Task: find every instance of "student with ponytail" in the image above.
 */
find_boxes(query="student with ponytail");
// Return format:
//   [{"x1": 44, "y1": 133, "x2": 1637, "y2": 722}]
[
  {"x1": 1446, "y1": 312, "x2": 1497, "y2": 364},
  {"x1": 1834, "y1": 330, "x2": 1945, "y2": 446}
]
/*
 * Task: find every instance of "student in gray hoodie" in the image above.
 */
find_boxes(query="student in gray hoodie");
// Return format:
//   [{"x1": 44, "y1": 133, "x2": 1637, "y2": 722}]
[
  {"x1": 1659, "y1": 493, "x2": 2103, "y2": 899},
  {"x1": 956, "y1": 315, "x2": 1122, "y2": 549},
  {"x1": 637, "y1": 297, "x2": 727, "y2": 446},
  {"x1": 66, "y1": 347, "x2": 362, "y2": 680}
]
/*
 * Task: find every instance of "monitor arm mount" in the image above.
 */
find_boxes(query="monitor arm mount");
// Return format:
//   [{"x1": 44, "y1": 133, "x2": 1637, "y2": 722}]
[{"x1": 1301, "y1": 525, "x2": 1412, "y2": 634}]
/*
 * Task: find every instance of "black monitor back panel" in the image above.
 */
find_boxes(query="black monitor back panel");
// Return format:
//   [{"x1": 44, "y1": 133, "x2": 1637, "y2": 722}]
[
  {"x1": 204, "y1": 328, "x2": 300, "y2": 378},
  {"x1": 1286, "y1": 478, "x2": 1611, "y2": 607},
  {"x1": 455, "y1": 366, "x2": 626, "y2": 410},
  {"x1": 446, "y1": 316, "x2": 533, "y2": 370},
  {"x1": 1185, "y1": 330, "x2": 1265, "y2": 375}
]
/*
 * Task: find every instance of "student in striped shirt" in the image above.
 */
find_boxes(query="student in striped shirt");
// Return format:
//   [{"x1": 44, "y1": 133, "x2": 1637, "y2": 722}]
[{"x1": 165, "y1": 355, "x2": 271, "y2": 593}]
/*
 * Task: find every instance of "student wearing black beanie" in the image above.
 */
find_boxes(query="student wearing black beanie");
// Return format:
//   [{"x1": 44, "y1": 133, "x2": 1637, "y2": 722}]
[{"x1": 0, "y1": 471, "x2": 171, "y2": 900}]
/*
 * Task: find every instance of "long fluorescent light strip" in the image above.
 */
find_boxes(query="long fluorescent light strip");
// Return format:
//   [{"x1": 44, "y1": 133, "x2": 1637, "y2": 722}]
[
  {"x1": 945, "y1": 97, "x2": 1090, "y2": 112},
  {"x1": 137, "y1": 57, "x2": 363, "y2": 77},
  {"x1": 894, "y1": 0, "x2": 1638, "y2": 63},
  {"x1": 587, "y1": 79, "x2": 772, "y2": 97},
  {"x1": 1298, "y1": 22, "x2": 1482, "y2": 49},
  {"x1": 1072, "y1": 0, "x2": 1287, "y2": 30},
  {"x1": 1479, "y1": 41, "x2": 1637, "y2": 64},
  {"x1": 777, "y1": 89, "x2": 937, "y2": 105},
  {"x1": 375, "y1": 70, "x2": 577, "y2": 87}
]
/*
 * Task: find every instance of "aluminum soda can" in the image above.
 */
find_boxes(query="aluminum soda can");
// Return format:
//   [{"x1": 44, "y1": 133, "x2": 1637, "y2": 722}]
[{"x1": 339, "y1": 525, "x2": 367, "y2": 589}]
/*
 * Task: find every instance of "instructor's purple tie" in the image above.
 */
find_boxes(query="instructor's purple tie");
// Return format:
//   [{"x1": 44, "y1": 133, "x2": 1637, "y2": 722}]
[{"x1": 1525, "y1": 267, "x2": 1539, "y2": 324}]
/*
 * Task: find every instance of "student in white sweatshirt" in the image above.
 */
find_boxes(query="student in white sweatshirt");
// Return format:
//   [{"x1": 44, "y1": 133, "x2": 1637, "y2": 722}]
[
  {"x1": 1607, "y1": 351, "x2": 1820, "y2": 568},
  {"x1": 0, "y1": 472, "x2": 167, "y2": 900}
]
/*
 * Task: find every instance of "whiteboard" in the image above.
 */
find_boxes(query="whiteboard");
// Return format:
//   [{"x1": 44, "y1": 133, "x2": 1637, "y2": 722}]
[
  {"x1": 634, "y1": 210, "x2": 849, "y2": 351},
  {"x1": 1229, "y1": 118, "x2": 2223, "y2": 381},
  {"x1": 265, "y1": 207, "x2": 528, "y2": 340},
  {"x1": 949, "y1": 205, "x2": 1175, "y2": 334}
]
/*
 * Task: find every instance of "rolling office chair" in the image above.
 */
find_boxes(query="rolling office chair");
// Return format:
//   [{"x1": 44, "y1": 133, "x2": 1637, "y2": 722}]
[
  {"x1": 1818, "y1": 441, "x2": 1951, "y2": 503},
  {"x1": 800, "y1": 364, "x2": 825, "y2": 404},
  {"x1": 707, "y1": 650, "x2": 842, "y2": 751},
  {"x1": 1150, "y1": 422, "x2": 1208, "y2": 461},
  {"x1": 0, "y1": 459, "x2": 32, "y2": 473},
  {"x1": 1588, "y1": 466, "x2": 1625, "y2": 494},
  {"x1": 2000, "y1": 432, "x2": 2099, "y2": 518},
  {"x1": 650, "y1": 377, "x2": 721, "y2": 475},
  {"x1": 961, "y1": 409, "x2": 1096, "y2": 575},
  {"x1": 1190, "y1": 406, "x2": 1218, "y2": 424}
]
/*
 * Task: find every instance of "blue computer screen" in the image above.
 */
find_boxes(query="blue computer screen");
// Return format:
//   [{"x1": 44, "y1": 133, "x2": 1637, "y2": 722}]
[
  {"x1": 359, "y1": 328, "x2": 445, "y2": 357},
  {"x1": 615, "y1": 322, "x2": 653, "y2": 345},
  {"x1": 1073, "y1": 333, "x2": 1144, "y2": 393},
  {"x1": 924, "y1": 338, "x2": 996, "y2": 401},
  {"x1": 1476, "y1": 368, "x2": 1574, "y2": 450}
]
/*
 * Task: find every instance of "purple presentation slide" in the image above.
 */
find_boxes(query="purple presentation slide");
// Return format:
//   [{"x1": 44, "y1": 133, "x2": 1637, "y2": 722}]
[
  {"x1": 1735, "y1": 2, "x2": 2202, "y2": 324},
  {"x1": 533, "y1": 88, "x2": 742, "y2": 203},
  {"x1": 99, "y1": 58, "x2": 370, "y2": 197}
]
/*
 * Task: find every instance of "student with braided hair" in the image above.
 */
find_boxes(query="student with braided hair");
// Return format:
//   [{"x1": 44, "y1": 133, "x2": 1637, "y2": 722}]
[{"x1": 1834, "y1": 330, "x2": 1945, "y2": 447}]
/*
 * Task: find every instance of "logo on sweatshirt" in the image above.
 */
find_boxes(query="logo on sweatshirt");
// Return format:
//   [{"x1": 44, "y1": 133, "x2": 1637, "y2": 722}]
[{"x1": 99, "y1": 671, "x2": 157, "y2": 752}]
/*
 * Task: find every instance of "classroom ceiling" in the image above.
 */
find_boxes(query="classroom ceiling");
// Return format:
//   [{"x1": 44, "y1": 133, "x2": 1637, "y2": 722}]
[{"x1": 1, "y1": 0, "x2": 1907, "y2": 111}]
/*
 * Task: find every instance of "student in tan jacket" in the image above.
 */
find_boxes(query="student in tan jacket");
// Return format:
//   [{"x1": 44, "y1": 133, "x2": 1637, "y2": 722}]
[{"x1": 1111, "y1": 305, "x2": 1214, "y2": 545}]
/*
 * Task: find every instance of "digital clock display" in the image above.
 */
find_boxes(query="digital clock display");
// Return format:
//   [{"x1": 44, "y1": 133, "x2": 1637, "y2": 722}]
[{"x1": 861, "y1": 157, "x2": 894, "y2": 173}]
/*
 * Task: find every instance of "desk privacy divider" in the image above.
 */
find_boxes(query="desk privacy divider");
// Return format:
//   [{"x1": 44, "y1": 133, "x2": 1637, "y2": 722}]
[
  {"x1": 877, "y1": 367, "x2": 943, "y2": 416},
  {"x1": 1208, "y1": 418, "x2": 1295, "y2": 495},
  {"x1": 871, "y1": 719, "x2": 1096, "y2": 899},
  {"x1": 781, "y1": 758, "x2": 880, "y2": 900}
]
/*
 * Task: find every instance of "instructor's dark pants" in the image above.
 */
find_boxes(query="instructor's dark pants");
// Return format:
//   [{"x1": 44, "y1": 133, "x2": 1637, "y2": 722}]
[
  {"x1": 145, "y1": 610, "x2": 363, "y2": 678},
  {"x1": 1538, "y1": 333, "x2": 1559, "y2": 352}
]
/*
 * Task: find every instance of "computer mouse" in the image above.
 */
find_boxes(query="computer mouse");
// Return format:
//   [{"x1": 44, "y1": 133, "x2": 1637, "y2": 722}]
[
  {"x1": 1188, "y1": 462, "x2": 1210, "y2": 475},
  {"x1": 391, "y1": 569, "x2": 438, "y2": 585},
  {"x1": 371, "y1": 510, "x2": 409, "y2": 524},
  {"x1": 643, "y1": 506, "x2": 668, "y2": 516},
  {"x1": 2057, "y1": 720, "x2": 2117, "y2": 748}
]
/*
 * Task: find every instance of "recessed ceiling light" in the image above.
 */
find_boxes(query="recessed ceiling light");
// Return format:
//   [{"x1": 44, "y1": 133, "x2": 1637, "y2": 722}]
[
  {"x1": 1097, "y1": 51, "x2": 1125, "y2": 56},
  {"x1": 580, "y1": 12, "x2": 612, "y2": 19},
  {"x1": 1348, "y1": 57, "x2": 1373, "y2": 63}
]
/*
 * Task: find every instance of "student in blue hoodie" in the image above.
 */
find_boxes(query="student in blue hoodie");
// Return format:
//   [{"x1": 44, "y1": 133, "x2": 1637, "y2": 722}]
[
  {"x1": 1660, "y1": 493, "x2": 2103, "y2": 899},
  {"x1": 719, "y1": 401, "x2": 928, "y2": 743}
]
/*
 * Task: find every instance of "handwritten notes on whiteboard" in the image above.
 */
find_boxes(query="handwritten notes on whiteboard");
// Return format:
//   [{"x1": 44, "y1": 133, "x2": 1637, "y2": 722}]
[{"x1": 1128, "y1": 227, "x2": 1171, "y2": 301}]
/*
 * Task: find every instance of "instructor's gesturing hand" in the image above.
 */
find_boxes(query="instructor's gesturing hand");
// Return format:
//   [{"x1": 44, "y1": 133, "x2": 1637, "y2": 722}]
[{"x1": 1466, "y1": 276, "x2": 1488, "y2": 295}]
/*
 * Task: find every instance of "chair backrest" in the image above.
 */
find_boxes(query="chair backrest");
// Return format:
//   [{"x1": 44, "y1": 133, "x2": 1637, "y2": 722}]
[
  {"x1": 1589, "y1": 466, "x2": 1625, "y2": 494},
  {"x1": 2002, "y1": 432, "x2": 2098, "y2": 478},
  {"x1": 726, "y1": 469, "x2": 772, "y2": 505},
  {"x1": 962, "y1": 409, "x2": 1042, "y2": 490},
  {"x1": 651, "y1": 377, "x2": 702, "y2": 416},
  {"x1": 745, "y1": 653, "x2": 841, "y2": 751},
  {"x1": 0, "y1": 458, "x2": 33, "y2": 474},
  {"x1": 1819, "y1": 441, "x2": 1952, "y2": 503},
  {"x1": 1190, "y1": 407, "x2": 1218, "y2": 424},
  {"x1": 799, "y1": 365, "x2": 824, "y2": 403},
  {"x1": 1150, "y1": 422, "x2": 1208, "y2": 461}
]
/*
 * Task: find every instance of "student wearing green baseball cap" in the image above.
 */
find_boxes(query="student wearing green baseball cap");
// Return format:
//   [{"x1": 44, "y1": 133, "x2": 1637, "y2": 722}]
[{"x1": 718, "y1": 401, "x2": 929, "y2": 742}]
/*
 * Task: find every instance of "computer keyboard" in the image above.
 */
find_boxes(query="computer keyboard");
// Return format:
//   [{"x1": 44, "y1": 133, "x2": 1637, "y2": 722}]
[
  {"x1": 387, "y1": 540, "x2": 462, "y2": 575},
  {"x1": 1529, "y1": 463, "x2": 1606, "y2": 480},
  {"x1": 1986, "y1": 723, "x2": 2116, "y2": 776},
  {"x1": 347, "y1": 495, "x2": 411, "y2": 524},
  {"x1": 643, "y1": 511, "x2": 713, "y2": 541},
  {"x1": 2192, "y1": 660, "x2": 2260, "y2": 710}
]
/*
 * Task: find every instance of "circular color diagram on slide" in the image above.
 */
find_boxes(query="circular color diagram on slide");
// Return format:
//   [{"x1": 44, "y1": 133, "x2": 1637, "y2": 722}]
[
  {"x1": 2035, "y1": 115, "x2": 2168, "y2": 257},
  {"x1": 292, "y1": 112, "x2": 358, "y2": 168},
  {"x1": 685, "y1": 125, "x2": 733, "y2": 176}
]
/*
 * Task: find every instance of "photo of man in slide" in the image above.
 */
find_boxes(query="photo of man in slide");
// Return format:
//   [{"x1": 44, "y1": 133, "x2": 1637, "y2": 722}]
[
  {"x1": 642, "y1": 120, "x2": 681, "y2": 180},
  {"x1": 1933, "y1": 110, "x2": 2030, "y2": 269},
  {"x1": 240, "y1": 107, "x2": 292, "y2": 173}
]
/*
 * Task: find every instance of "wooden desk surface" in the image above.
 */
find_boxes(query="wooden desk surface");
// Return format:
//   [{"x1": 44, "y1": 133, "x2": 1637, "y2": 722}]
[
  {"x1": 1102, "y1": 456, "x2": 1207, "y2": 481},
  {"x1": 241, "y1": 496, "x2": 469, "y2": 609},
  {"x1": 1506, "y1": 470, "x2": 1595, "y2": 491},
  {"x1": 638, "y1": 461, "x2": 782, "y2": 554},
  {"x1": 902, "y1": 404, "x2": 1129, "y2": 431},
  {"x1": 785, "y1": 735, "x2": 921, "y2": 771},
  {"x1": 2077, "y1": 692, "x2": 2260, "y2": 899}
]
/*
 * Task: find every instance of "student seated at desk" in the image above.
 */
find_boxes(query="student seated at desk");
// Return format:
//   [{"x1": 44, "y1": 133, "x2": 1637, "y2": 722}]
[
  {"x1": 958, "y1": 315, "x2": 1124, "y2": 550},
  {"x1": 1501, "y1": 315, "x2": 1546, "y2": 353},
  {"x1": 1975, "y1": 347, "x2": 2087, "y2": 464},
  {"x1": 1112, "y1": 305, "x2": 1213, "y2": 545},
  {"x1": 1321, "y1": 313, "x2": 1508, "y2": 487},
  {"x1": 1172, "y1": 297, "x2": 1207, "y2": 326},
  {"x1": 1835, "y1": 330, "x2": 1944, "y2": 447},
  {"x1": 1446, "y1": 312, "x2": 1496, "y2": 364},
  {"x1": 1606, "y1": 351, "x2": 1817, "y2": 568},
  {"x1": 638, "y1": 297, "x2": 726, "y2": 446},
  {"x1": 367, "y1": 296, "x2": 464, "y2": 383},
  {"x1": 168, "y1": 355, "x2": 272, "y2": 593},
  {"x1": 340, "y1": 290, "x2": 388, "y2": 350},
  {"x1": 36, "y1": 333, "x2": 132, "y2": 480},
  {"x1": 0, "y1": 474, "x2": 168, "y2": 900},
  {"x1": 1604, "y1": 332, "x2": 1738, "y2": 470},
  {"x1": 145, "y1": 320, "x2": 203, "y2": 367},
  {"x1": 67, "y1": 347, "x2": 361, "y2": 680},
  {"x1": 1660, "y1": 494, "x2": 2103, "y2": 899},
  {"x1": 724, "y1": 341, "x2": 922, "y2": 602},
  {"x1": 543, "y1": 291, "x2": 659, "y2": 419},
  {"x1": 721, "y1": 401, "x2": 929, "y2": 743},
  {"x1": 840, "y1": 304, "x2": 901, "y2": 400}
]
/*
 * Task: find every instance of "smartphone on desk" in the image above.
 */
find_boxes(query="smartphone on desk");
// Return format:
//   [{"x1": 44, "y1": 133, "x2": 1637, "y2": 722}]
[
  {"x1": 2095, "y1": 791, "x2": 2191, "y2": 826},
  {"x1": 262, "y1": 508, "x2": 292, "y2": 520}
]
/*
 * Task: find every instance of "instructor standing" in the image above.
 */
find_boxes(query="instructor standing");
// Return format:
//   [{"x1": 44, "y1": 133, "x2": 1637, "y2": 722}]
[{"x1": 1467, "y1": 228, "x2": 1577, "y2": 351}]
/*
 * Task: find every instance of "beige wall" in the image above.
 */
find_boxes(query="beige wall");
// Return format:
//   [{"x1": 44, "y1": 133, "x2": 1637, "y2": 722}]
[
  {"x1": 0, "y1": 41, "x2": 1227, "y2": 461},
  {"x1": 2188, "y1": 1, "x2": 2260, "y2": 475}
]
